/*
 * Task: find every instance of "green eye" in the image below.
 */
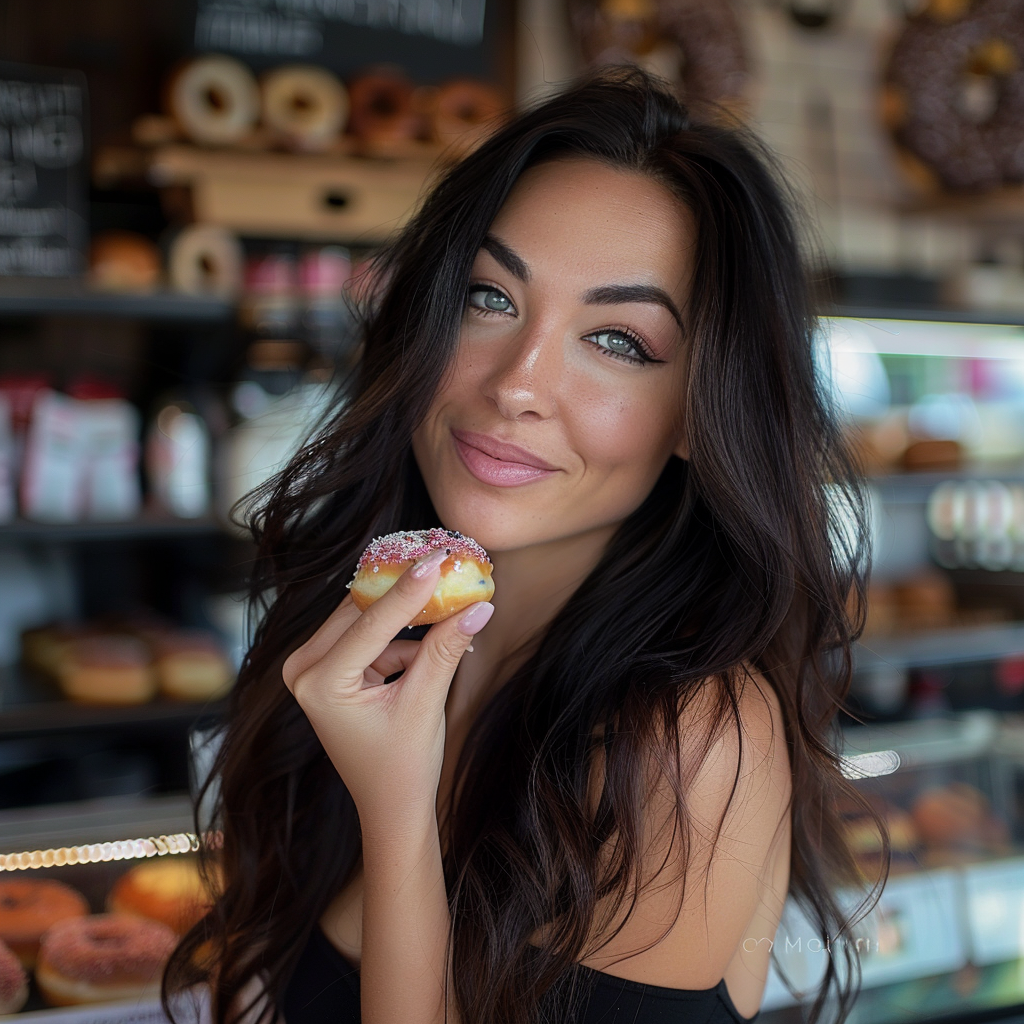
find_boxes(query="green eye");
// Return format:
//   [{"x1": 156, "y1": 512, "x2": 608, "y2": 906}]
[{"x1": 467, "y1": 286, "x2": 512, "y2": 313}]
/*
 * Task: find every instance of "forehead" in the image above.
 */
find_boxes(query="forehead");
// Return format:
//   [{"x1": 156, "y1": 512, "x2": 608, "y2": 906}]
[{"x1": 483, "y1": 157, "x2": 695, "y2": 297}]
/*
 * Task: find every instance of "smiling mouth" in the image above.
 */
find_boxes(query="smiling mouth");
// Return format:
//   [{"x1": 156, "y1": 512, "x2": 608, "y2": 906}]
[{"x1": 452, "y1": 432, "x2": 558, "y2": 487}]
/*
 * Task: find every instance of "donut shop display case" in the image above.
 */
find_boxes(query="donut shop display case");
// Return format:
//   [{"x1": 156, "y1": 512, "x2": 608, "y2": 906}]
[
  {"x1": 760, "y1": 711, "x2": 1024, "y2": 1024},
  {"x1": 0, "y1": 793, "x2": 215, "y2": 1023}
]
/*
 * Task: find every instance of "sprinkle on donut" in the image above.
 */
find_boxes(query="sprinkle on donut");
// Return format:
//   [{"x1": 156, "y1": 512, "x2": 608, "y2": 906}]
[{"x1": 348, "y1": 528, "x2": 490, "y2": 588}]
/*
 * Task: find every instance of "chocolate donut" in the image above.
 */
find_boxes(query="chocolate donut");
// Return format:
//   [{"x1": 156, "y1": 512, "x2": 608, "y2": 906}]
[
  {"x1": 430, "y1": 78, "x2": 508, "y2": 154},
  {"x1": 345, "y1": 70, "x2": 419, "y2": 144},
  {"x1": 568, "y1": 0, "x2": 750, "y2": 110},
  {"x1": 883, "y1": 0, "x2": 1024, "y2": 191}
]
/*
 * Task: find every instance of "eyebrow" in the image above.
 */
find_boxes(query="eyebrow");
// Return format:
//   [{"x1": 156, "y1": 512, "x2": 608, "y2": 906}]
[{"x1": 480, "y1": 233, "x2": 686, "y2": 335}]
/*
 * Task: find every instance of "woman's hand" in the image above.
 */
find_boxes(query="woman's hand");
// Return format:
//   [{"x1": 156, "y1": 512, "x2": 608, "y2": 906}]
[{"x1": 281, "y1": 548, "x2": 494, "y2": 833}]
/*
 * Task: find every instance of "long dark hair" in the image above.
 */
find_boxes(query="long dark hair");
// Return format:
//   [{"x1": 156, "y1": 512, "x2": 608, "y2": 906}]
[{"x1": 165, "y1": 63, "x2": 885, "y2": 1024}]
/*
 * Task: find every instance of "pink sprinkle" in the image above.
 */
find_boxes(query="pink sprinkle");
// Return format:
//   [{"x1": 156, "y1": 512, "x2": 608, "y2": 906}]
[{"x1": 356, "y1": 529, "x2": 490, "y2": 570}]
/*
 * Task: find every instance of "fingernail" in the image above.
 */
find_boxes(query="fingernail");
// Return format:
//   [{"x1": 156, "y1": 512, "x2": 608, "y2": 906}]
[
  {"x1": 410, "y1": 548, "x2": 447, "y2": 578},
  {"x1": 457, "y1": 602, "x2": 494, "y2": 636}
]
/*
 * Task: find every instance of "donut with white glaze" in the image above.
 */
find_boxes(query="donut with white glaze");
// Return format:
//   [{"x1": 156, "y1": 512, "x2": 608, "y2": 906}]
[{"x1": 347, "y1": 529, "x2": 494, "y2": 625}]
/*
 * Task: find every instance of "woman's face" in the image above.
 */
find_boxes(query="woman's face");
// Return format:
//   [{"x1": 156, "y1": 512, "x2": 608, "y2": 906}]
[{"x1": 411, "y1": 156, "x2": 695, "y2": 554}]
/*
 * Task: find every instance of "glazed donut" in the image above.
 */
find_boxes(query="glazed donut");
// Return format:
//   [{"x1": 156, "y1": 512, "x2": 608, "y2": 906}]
[
  {"x1": 166, "y1": 55, "x2": 260, "y2": 146},
  {"x1": 36, "y1": 914, "x2": 177, "y2": 1007},
  {"x1": 882, "y1": 0, "x2": 1024, "y2": 191},
  {"x1": 0, "y1": 878, "x2": 88, "y2": 968},
  {"x1": 0, "y1": 939, "x2": 28, "y2": 1014},
  {"x1": 108, "y1": 858, "x2": 217, "y2": 934},
  {"x1": 429, "y1": 78, "x2": 507, "y2": 153},
  {"x1": 58, "y1": 635, "x2": 156, "y2": 705},
  {"x1": 347, "y1": 528, "x2": 494, "y2": 625},
  {"x1": 345, "y1": 70, "x2": 419, "y2": 143},
  {"x1": 261, "y1": 65, "x2": 348, "y2": 151},
  {"x1": 568, "y1": 0, "x2": 750, "y2": 111}
]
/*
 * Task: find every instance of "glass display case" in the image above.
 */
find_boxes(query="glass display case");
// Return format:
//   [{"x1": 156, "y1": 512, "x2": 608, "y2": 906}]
[
  {"x1": 0, "y1": 794, "x2": 211, "y2": 1024},
  {"x1": 762, "y1": 710, "x2": 1024, "y2": 1023}
]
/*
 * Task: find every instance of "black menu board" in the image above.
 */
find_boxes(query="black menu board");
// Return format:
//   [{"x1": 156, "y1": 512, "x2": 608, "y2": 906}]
[
  {"x1": 0, "y1": 61, "x2": 88, "y2": 277},
  {"x1": 187, "y1": 0, "x2": 501, "y2": 84}
]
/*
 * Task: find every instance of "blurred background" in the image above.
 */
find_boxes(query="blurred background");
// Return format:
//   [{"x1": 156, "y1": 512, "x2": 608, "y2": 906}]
[{"x1": 3, "y1": 1, "x2": 1024, "y2": 1021}]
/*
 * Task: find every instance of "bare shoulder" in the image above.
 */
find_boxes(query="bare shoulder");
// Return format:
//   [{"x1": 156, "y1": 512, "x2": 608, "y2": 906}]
[{"x1": 576, "y1": 666, "x2": 793, "y2": 990}]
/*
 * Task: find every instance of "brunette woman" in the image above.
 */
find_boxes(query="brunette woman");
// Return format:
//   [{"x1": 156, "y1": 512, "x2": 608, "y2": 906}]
[{"x1": 165, "y1": 64, "x2": 884, "y2": 1024}]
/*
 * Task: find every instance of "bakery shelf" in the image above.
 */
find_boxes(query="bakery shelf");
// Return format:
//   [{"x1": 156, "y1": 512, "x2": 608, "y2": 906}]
[
  {"x1": 854, "y1": 621, "x2": 1024, "y2": 672},
  {"x1": 0, "y1": 514, "x2": 228, "y2": 543},
  {"x1": 0, "y1": 666, "x2": 226, "y2": 740},
  {"x1": 0, "y1": 277, "x2": 233, "y2": 323},
  {"x1": 831, "y1": 304, "x2": 1024, "y2": 328}
]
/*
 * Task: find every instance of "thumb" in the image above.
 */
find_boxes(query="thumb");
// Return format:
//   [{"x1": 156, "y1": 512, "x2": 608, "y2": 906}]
[{"x1": 415, "y1": 602, "x2": 495, "y2": 690}]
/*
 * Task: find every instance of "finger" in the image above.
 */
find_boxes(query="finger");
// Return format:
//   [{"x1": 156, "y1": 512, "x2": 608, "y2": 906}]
[
  {"x1": 367, "y1": 640, "x2": 422, "y2": 680},
  {"x1": 312, "y1": 548, "x2": 449, "y2": 689},
  {"x1": 399, "y1": 601, "x2": 495, "y2": 703},
  {"x1": 282, "y1": 593, "x2": 361, "y2": 689}
]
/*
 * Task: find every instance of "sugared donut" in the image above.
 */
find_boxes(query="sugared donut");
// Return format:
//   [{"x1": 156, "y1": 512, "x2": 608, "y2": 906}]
[
  {"x1": 0, "y1": 878, "x2": 89, "y2": 968},
  {"x1": 36, "y1": 913, "x2": 177, "y2": 1007},
  {"x1": 108, "y1": 858, "x2": 217, "y2": 934},
  {"x1": 165, "y1": 55, "x2": 260, "y2": 146},
  {"x1": 260, "y1": 65, "x2": 348, "y2": 151},
  {"x1": 882, "y1": 0, "x2": 1024, "y2": 191},
  {"x1": 347, "y1": 528, "x2": 494, "y2": 625},
  {"x1": 0, "y1": 938, "x2": 28, "y2": 1015},
  {"x1": 345, "y1": 70, "x2": 419, "y2": 144}
]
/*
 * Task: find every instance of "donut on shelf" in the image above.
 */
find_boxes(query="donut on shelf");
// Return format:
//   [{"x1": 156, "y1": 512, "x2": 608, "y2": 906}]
[
  {"x1": 166, "y1": 54, "x2": 261, "y2": 146},
  {"x1": 568, "y1": 0, "x2": 750, "y2": 113},
  {"x1": 35, "y1": 914, "x2": 177, "y2": 1007},
  {"x1": 428, "y1": 78, "x2": 508, "y2": 155},
  {"x1": 0, "y1": 878, "x2": 88, "y2": 969},
  {"x1": 89, "y1": 231, "x2": 162, "y2": 292},
  {"x1": 108, "y1": 858, "x2": 218, "y2": 934},
  {"x1": 345, "y1": 69, "x2": 420, "y2": 147},
  {"x1": 882, "y1": 0, "x2": 1024, "y2": 192},
  {"x1": 167, "y1": 224, "x2": 244, "y2": 299},
  {"x1": 0, "y1": 939, "x2": 28, "y2": 1015},
  {"x1": 261, "y1": 65, "x2": 349, "y2": 151}
]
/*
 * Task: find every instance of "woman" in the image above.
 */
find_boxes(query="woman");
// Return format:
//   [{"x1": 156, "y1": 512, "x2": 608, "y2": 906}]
[{"x1": 165, "y1": 64, "x2": 885, "y2": 1024}]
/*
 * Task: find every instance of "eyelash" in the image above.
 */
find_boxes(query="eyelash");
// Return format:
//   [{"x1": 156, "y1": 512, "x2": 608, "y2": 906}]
[{"x1": 464, "y1": 283, "x2": 659, "y2": 366}]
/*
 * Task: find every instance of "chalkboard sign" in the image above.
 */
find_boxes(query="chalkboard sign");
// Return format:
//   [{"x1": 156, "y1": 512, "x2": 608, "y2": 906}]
[
  {"x1": 186, "y1": 0, "x2": 504, "y2": 84},
  {"x1": 0, "y1": 61, "x2": 88, "y2": 278}
]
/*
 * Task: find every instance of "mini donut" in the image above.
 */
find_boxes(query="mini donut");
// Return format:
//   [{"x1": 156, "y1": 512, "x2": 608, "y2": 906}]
[
  {"x1": 35, "y1": 913, "x2": 177, "y2": 1007},
  {"x1": 345, "y1": 70, "x2": 419, "y2": 144},
  {"x1": 165, "y1": 55, "x2": 260, "y2": 146},
  {"x1": 429, "y1": 78, "x2": 507, "y2": 154},
  {"x1": 0, "y1": 878, "x2": 89, "y2": 968},
  {"x1": 347, "y1": 528, "x2": 494, "y2": 625},
  {"x1": 261, "y1": 65, "x2": 348, "y2": 151},
  {"x1": 0, "y1": 939, "x2": 28, "y2": 1014},
  {"x1": 108, "y1": 858, "x2": 218, "y2": 934}
]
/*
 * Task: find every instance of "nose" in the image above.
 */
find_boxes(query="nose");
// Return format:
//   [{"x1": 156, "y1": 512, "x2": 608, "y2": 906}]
[{"x1": 479, "y1": 318, "x2": 561, "y2": 422}]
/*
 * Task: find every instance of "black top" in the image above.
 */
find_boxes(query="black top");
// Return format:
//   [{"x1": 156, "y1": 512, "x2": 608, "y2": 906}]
[{"x1": 283, "y1": 924, "x2": 759, "y2": 1024}]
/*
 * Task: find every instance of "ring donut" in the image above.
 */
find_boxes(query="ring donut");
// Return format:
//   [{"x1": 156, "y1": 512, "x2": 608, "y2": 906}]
[
  {"x1": 568, "y1": 0, "x2": 750, "y2": 111},
  {"x1": 429, "y1": 78, "x2": 508, "y2": 154},
  {"x1": 166, "y1": 55, "x2": 260, "y2": 146},
  {"x1": 0, "y1": 940, "x2": 27, "y2": 1015},
  {"x1": 168, "y1": 224, "x2": 244, "y2": 298},
  {"x1": 261, "y1": 65, "x2": 348, "y2": 151},
  {"x1": 345, "y1": 70, "x2": 419, "y2": 144},
  {"x1": 0, "y1": 879, "x2": 89, "y2": 968},
  {"x1": 882, "y1": 0, "x2": 1024, "y2": 191}
]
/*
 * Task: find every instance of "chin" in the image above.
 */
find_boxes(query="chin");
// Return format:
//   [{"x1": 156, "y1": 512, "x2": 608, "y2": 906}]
[{"x1": 429, "y1": 490, "x2": 544, "y2": 555}]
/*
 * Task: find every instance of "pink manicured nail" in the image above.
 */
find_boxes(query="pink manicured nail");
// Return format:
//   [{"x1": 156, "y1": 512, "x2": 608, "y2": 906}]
[
  {"x1": 458, "y1": 602, "x2": 494, "y2": 636},
  {"x1": 410, "y1": 548, "x2": 447, "y2": 578}
]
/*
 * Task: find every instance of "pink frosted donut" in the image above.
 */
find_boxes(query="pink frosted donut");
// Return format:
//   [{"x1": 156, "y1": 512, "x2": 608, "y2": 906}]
[
  {"x1": 0, "y1": 938, "x2": 28, "y2": 1014},
  {"x1": 36, "y1": 913, "x2": 177, "y2": 1007},
  {"x1": 347, "y1": 528, "x2": 494, "y2": 625}
]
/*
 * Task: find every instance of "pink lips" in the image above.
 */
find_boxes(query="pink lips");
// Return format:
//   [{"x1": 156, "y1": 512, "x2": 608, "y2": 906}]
[{"x1": 452, "y1": 429, "x2": 559, "y2": 487}]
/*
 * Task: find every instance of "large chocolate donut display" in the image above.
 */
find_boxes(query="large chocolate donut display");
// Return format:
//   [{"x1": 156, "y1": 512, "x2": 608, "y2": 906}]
[
  {"x1": 568, "y1": 0, "x2": 750, "y2": 109},
  {"x1": 882, "y1": 0, "x2": 1024, "y2": 191}
]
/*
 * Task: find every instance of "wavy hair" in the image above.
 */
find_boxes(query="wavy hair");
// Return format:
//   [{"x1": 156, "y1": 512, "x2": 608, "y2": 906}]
[{"x1": 164, "y1": 64, "x2": 886, "y2": 1024}]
